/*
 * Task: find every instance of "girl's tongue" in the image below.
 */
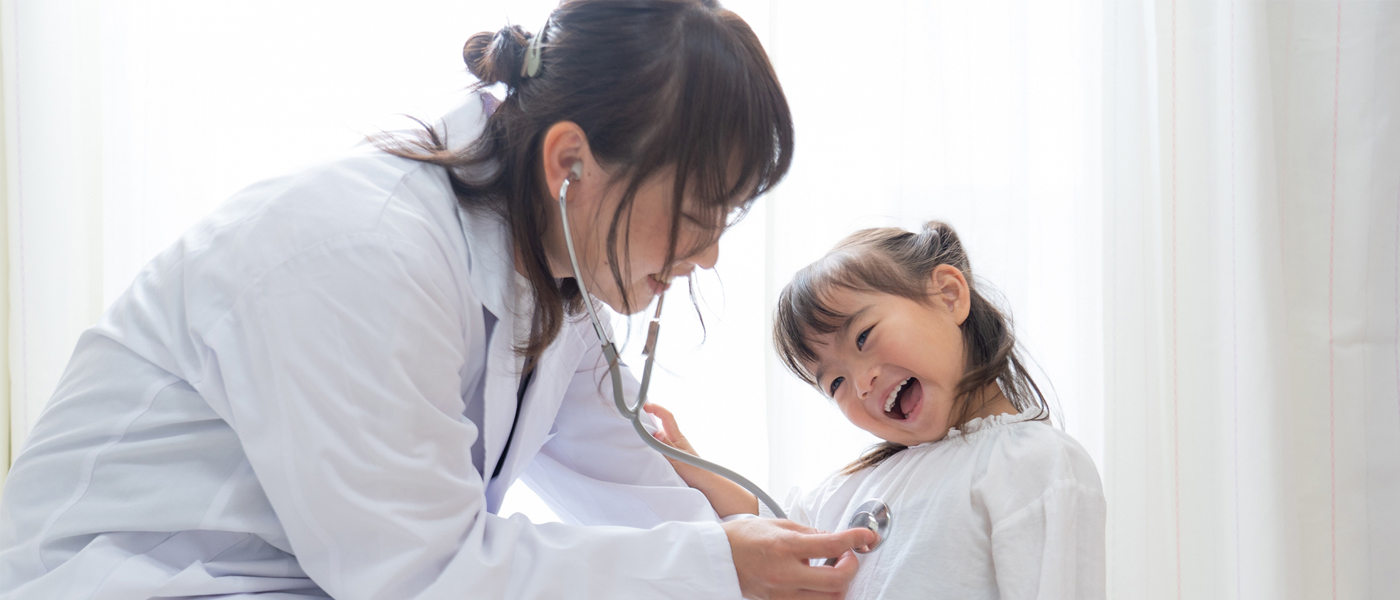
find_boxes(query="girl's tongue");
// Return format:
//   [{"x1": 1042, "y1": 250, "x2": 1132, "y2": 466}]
[{"x1": 886, "y1": 378, "x2": 923, "y2": 420}]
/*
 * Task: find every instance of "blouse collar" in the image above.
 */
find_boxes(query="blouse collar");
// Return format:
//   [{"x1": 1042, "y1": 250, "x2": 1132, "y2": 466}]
[{"x1": 908, "y1": 410, "x2": 1040, "y2": 448}]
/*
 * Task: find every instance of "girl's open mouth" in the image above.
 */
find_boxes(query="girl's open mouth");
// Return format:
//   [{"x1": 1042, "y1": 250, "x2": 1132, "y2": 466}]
[{"x1": 882, "y1": 377, "x2": 923, "y2": 421}]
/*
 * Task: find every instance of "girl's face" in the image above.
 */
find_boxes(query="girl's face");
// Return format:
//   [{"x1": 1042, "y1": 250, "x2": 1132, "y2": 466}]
[{"x1": 805, "y1": 265, "x2": 972, "y2": 447}]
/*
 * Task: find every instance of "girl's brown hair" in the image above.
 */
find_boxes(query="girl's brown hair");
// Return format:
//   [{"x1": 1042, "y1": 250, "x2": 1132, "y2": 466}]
[
  {"x1": 380, "y1": 0, "x2": 792, "y2": 360},
  {"x1": 773, "y1": 221, "x2": 1049, "y2": 473}
]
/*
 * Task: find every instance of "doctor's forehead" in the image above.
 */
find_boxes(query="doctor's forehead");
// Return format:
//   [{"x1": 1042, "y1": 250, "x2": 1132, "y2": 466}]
[{"x1": 673, "y1": 151, "x2": 763, "y2": 209}]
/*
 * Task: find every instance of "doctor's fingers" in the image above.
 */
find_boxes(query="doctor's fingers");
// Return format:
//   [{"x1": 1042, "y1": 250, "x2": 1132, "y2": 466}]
[
  {"x1": 776, "y1": 551, "x2": 863, "y2": 598},
  {"x1": 752, "y1": 553, "x2": 855, "y2": 600},
  {"x1": 788, "y1": 528, "x2": 879, "y2": 561}
]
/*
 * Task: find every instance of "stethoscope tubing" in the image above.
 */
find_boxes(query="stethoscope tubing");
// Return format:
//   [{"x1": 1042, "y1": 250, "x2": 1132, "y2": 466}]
[{"x1": 556, "y1": 171, "x2": 788, "y2": 520}]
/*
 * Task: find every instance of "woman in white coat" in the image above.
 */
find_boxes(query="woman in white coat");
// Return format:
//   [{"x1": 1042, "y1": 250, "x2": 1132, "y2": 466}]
[{"x1": 0, "y1": 1, "x2": 875, "y2": 598}]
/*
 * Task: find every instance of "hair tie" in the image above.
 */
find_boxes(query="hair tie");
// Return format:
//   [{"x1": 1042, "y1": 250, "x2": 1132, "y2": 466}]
[{"x1": 521, "y1": 17, "x2": 550, "y2": 78}]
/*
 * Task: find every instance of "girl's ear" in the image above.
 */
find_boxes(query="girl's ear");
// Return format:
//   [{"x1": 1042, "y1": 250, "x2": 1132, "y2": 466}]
[{"x1": 929, "y1": 264, "x2": 972, "y2": 325}]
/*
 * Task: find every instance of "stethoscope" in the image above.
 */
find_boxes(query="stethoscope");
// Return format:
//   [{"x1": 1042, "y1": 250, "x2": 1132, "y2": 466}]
[{"x1": 555, "y1": 162, "x2": 892, "y2": 553}]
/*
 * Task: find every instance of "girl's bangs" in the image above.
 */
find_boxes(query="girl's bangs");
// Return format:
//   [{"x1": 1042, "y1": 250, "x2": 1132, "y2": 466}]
[{"x1": 774, "y1": 260, "x2": 860, "y2": 387}]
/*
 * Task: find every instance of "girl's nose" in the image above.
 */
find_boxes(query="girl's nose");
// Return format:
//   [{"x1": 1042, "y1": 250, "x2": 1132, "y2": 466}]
[{"x1": 854, "y1": 366, "x2": 879, "y2": 399}]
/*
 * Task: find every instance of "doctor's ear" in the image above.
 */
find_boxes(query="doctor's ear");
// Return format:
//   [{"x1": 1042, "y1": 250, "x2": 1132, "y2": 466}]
[{"x1": 542, "y1": 121, "x2": 593, "y2": 199}]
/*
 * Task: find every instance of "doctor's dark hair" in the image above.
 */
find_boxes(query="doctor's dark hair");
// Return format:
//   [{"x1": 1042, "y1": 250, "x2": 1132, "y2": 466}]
[
  {"x1": 379, "y1": 0, "x2": 792, "y2": 361},
  {"x1": 773, "y1": 221, "x2": 1050, "y2": 474}
]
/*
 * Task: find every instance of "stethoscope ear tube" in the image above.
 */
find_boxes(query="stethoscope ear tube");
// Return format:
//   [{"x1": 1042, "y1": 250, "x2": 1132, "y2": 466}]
[
  {"x1": 558, "y1": 167, "x2": 787, "y2": 520},
  {"x1": 600, "y1": 335, "x2": 788, "y2": 519}
]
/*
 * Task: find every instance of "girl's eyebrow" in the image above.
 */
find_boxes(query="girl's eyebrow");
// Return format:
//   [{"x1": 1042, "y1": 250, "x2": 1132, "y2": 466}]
[{"x1": 839, "y1": 305, "x2": 873, "y2": 338}]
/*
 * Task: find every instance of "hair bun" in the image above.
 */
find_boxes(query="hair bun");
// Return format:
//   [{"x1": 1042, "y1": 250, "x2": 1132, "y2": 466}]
[
  {"x1": 919, "y1": 220, "x2": 951, "y2": 249},
  {"x1": 463, "y1": 25, "x2": 531, "y2": 87},
  {"x1": 918, "y1": 220, "x2": 970, "y2": 272}
]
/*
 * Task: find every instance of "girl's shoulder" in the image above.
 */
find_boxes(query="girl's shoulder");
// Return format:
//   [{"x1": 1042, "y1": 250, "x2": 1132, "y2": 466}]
[{"x1": 964, "y1": 413, "x2": 1104, "y2": 522}]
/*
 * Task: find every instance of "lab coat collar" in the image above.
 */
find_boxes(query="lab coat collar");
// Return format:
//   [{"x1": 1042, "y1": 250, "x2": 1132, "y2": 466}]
[
  {"x1": 474, "y1": 240, "x2": 588, "y2": 509},
  {"x1": 439, "y1": 92, "x2": 587, "y2": 503},
  {"x1": 458, "y1": 205, "x2": 530, "y2": 325},
  {"x1": 439, "y1": 90, "x2": 525, "y2": 323}
]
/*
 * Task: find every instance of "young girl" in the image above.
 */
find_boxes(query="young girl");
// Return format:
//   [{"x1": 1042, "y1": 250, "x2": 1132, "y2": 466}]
[{"x1": 646, "y1": 221, "x2": 1106, "y2": 599}]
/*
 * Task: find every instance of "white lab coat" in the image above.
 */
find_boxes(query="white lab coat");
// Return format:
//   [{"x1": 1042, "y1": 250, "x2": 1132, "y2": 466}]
[{"x1": 0, "y1": 92, "x2": 742, "y2": 599}]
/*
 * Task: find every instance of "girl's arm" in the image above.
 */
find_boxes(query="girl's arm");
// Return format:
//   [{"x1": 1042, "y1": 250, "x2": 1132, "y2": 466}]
[{"x1": 643, "y1": 404, "x2": 759, "y2": 518}]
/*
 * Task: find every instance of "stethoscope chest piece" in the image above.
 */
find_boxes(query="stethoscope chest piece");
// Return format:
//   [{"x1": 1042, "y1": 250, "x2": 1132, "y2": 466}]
[
  {"x1": 822, "y1": 498, "x2": 893, "y2": 565},
  {"x1": 849, "y1": 499, "x2": 892, "y2": 552}
]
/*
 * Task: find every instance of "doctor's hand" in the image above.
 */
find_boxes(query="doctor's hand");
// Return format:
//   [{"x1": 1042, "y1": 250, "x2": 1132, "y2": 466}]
[{"x1": 722, "y1": 517, "x2": 876, "y2": 600}]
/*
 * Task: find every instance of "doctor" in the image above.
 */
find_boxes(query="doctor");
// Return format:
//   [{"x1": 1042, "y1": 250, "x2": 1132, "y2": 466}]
[{"x1": 0, "y1": 0, "x2": 875, "y2": 598}]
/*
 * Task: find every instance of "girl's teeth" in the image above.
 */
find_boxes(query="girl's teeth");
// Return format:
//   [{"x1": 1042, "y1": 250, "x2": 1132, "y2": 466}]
[{"x1": 884, "y1": 378, "x2": 911, "y2": 413}]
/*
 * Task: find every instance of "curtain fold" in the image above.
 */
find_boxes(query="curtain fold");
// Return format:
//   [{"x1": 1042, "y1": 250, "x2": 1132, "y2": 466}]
[
  {"x1": 1103, "y1": 0, "x2": 1400, "y2": 597},
  {"x1": 1, "y1": 0, "x2": 106, "y2": 473},
  {"x1": 1, "y1": 0, "x2": 12, "y2": 478}
]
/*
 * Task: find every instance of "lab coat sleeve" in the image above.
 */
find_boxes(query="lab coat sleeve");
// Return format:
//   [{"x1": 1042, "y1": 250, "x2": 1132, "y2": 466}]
[
  {"x1": 975, "y1": 435, "x2": 1107, "y2": 600},
  {"x1": 200, "y1": 234, "x2": 740, "y2": 600}
]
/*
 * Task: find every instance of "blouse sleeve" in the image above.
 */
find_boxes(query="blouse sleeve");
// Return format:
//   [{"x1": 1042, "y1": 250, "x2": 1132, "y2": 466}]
[{"x1": 974, "y1": 430, "x2": 1107, "y2": 600}]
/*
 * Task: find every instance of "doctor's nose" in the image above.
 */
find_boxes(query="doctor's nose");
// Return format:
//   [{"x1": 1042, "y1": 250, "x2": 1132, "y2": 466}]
[{"x1": 692, "y1": 239, "x2": 720, "y2": 271}]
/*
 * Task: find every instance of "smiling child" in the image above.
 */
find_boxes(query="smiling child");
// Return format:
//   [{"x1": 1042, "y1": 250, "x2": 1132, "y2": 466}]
[{"x1": 647, "y1": 221, "x2": 1106, "y2": 599}]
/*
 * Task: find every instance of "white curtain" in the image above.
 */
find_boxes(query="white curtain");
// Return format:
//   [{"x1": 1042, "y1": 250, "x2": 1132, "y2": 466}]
[
  {"x1": 0, "y1": 1, "x2": 11, "y2": 481},
  {"x1": 1104, "y1": 0, "x2": 1400, "y2": 598}
]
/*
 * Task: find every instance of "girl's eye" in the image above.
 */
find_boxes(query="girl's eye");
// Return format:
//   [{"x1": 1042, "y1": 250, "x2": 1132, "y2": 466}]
[
  {"x1": 829, "y1": 376, "x2": 845, "y2": 396},
  {"x1": 856, "y1": 326, "x2": 873, "y2": 350}
]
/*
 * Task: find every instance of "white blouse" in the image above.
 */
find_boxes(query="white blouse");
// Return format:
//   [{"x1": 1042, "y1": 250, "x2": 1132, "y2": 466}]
[{"x1": 767, "y1": 412, "x2": 1106, "y2": 600}]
